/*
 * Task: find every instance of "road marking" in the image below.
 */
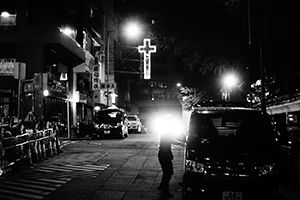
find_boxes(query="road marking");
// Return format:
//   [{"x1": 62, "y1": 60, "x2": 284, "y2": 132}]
[
  {"x1": 0, "y1": 177, "x2": 71, "y2": 200},
  {"x1": 0, "y1": 164, "x2": 110, "y2": 200}
]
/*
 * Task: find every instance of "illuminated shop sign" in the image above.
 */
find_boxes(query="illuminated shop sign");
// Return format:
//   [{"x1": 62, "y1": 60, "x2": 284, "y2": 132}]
[
  {"x1": 0, "y1": 12, "x2": 16, "y2": 26},
  {"x1": 0, "y1": 58, "x2": 26, "y2": 79},
  {"x1": 0, "y1": 58, "x2": 15, "y2": 76},
  {"x1": 138, "y1": 38, "x2": 156, "y2": 79}
]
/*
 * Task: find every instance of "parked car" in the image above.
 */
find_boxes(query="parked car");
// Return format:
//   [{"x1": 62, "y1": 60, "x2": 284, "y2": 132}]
[
  {"x1": 182, "y1": 103, "x2": 279, "y2": 200},
  {"x1": 127, "y1": 115, "x2": 142, "y2": 133},
  {"x1": 92, "y1": 108, "x2": 128, "y2": 139}
]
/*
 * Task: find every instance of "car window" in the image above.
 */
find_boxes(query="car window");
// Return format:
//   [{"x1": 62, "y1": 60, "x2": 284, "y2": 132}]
[
  {"x1": 94, "y1": 110, "x2": 123, "y2": 123},
  {"x1": 127, "y1": 116, "x2": 137, "y2": 121},
  {"x1": 189, "y1": 112, "x2": 274, "y2": 141}
]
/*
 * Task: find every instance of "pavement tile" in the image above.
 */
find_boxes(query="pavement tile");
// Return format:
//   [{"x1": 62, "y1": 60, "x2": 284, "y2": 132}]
[
  {"x1": 90, "y1": 191, "x2": 125, "y2": 200},
  {"x1": 122, "y1": 190, "x2": 161, "y2": 200}
]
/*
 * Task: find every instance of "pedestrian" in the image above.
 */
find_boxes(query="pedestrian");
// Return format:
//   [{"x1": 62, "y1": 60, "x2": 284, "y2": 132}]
[{"x1": 157, "y1": 130, "x2": 174, "y2": 198}]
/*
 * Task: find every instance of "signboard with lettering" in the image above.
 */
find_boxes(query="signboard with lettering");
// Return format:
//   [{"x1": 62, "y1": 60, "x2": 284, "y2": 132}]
[
  {"x1": 23, "y1": 81, "x2": 34, "y2": 93},
  {"x1": 0, "y1": 59, "x2": 14, "y2": 76},
  {"x1": 92, "y1": 64, "x2": 101, "y2": 90},
  {"x1": 0, "y1": 59, "x2": 26, "y2": 79},
  {"x1": 101, "y1": 82, "x2": 116, "y2": 90}
]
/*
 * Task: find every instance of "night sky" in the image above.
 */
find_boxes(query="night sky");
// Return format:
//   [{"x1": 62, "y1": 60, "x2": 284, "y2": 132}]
[{"x1": 116, "y1": 0, "x2": 300, "y2": 98}]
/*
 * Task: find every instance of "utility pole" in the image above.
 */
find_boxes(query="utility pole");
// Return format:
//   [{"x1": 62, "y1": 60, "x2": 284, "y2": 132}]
[{"x1": 106, "y1": 31, "x2": 110, "y2": 106}]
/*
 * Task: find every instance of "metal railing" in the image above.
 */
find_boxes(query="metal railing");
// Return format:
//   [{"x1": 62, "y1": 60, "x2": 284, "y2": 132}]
[{"x1": 0, "y1": 126, "x2": 60, "y2": 176}]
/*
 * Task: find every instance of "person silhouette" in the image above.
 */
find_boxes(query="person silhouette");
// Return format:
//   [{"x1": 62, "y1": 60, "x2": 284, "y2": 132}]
[{"x1": 157, "y1": 131, "x2": 174, "y2": 198}]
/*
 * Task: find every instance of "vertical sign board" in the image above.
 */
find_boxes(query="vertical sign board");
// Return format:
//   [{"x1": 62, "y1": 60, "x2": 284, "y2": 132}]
[
  {"x1": 138, "y1": 38, "x2": 156, "y2": 79},
  {"x1": 42, "y1": 73, "x2": 48, "y2": 91},
  {"x1": 139, "y1": 53, "x2": 143, "y2": 79},
  {"x1": 92, "y1": 63, "x2": 101, "y2": 90},
  {"x1": 0, "y1": 59, "x2": 26, "y2": 79}
]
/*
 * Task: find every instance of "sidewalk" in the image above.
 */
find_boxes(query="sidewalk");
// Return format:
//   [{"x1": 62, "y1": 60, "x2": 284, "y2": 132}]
[
  {"x1": 279, "y1": 182, "x2": 300, "y2": 200},
  {"x1": 89, "y1": 143, "x2": 300, "y2": 200},
  {"x1": 89, "y1": 145, "x2": 184, "y2": 200}
]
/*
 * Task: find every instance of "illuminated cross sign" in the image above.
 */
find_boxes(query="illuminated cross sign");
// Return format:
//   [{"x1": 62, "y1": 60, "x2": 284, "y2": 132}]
[{"x1": 138, "y1": 38, "x2": 156, "y2": 79}]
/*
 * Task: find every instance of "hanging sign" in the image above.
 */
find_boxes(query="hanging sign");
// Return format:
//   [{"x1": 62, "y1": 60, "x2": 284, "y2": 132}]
[{"x1": 92, "y1": 63, "x2": 101, "y2": 90}]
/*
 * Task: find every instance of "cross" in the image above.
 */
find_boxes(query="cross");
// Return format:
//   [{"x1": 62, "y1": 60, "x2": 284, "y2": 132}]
[{"x1": 138, "y1": 38, "x2": 156, "y2": 79}]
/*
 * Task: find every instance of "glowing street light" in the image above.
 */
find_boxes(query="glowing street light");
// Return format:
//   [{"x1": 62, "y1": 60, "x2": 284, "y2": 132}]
[
  {"x1": 59, "y1": 27, "x2": 76, "y2": 40},
  {"x1": 121, "y1": 19, "x2": 144, "y2": 41},
  {"x1": 221, "y1": 73, "x2": 239, "y2": 101},
  {"x1": 43, "y1": 89, "x2": 49, "y2": 97},
  {"x1": 1, "y1": 11, "x2": 17, "y2": 26},
  {"x1": 223, "y1": 74, "x2": 238, "y2": 88},
  {"x1": 1, "y1": 11, "x2": 10, "y2": 18},
  {"x1": 124, "y1": 22, "x2": 142, "y2": 38}
]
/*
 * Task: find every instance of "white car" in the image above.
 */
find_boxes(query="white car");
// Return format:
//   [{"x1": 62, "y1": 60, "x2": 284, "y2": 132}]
[{"x1": 127, "y1": 115, "x2": 142, "y2": 133}]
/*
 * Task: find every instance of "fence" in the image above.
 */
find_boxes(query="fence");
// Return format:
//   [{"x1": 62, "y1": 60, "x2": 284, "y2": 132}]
[{"x1": 0, "y1": 126, "x2": 60, "y2": 176}]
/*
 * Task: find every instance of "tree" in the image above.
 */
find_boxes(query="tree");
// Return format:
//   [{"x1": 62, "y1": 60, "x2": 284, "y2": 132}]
[
  {"x1": 177, "y1": 86, "x2": 210, "y2": 111},
  {"x1": 152, "y1": 0, "x2": 250, "y2": 76}
]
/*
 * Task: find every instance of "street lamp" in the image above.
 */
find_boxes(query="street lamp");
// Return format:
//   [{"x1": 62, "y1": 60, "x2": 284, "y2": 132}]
[
  {"x1": 106, "y1": 30, "x2": 117, "y2": 106},
  {"x1": 222, "y1": 73, "x2": 238, "y2": 101},
  {"x1": 121, "y1": 20, "x2": 143, "y2": 41},
  {"x1": 1, "y1": 11, "x2": 10, "y2": 17},
  {"x1": 105, "y1": 21, "x2": 143, "y2": 106},
  {"x1": 124, "y1": 22, "x2": 142, "y2": 39}
]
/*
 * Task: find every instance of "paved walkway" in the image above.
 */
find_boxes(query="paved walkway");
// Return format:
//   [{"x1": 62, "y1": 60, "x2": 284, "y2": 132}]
[
  {"x1": 90, "y1": 144, "x2": 184, "y2": 200},
  {"x1": 89, "y1": 143, "x2": 300, "y2": 200}
]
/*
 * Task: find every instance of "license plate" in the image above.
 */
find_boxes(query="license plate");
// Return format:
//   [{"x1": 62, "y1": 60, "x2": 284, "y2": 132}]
[
  {"x1": 222, "y1": 191, "x2": 242, "y2": 200},
  {"x1": 104, "y1": 130, "x2": 110, "y2": 134}
]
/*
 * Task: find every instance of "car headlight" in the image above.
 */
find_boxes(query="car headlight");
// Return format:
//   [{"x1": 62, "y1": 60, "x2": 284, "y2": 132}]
[
  {"x1": 185, "y1": 159, "x2": 206, "y2": 174},
  {"x1": 151, "y1": 114, "x2": 184, "y2": 137},
  {"x1": 259, "y1": 163, "x2": 276, "y2": 176}
]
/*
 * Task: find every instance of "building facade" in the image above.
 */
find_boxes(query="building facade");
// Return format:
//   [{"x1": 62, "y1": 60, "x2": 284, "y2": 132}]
[{"x1": 0, "y1": 0, "x2": 119, "y2": 137}]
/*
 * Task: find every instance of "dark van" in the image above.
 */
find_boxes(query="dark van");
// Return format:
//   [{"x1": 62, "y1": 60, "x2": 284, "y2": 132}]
[
  {"x1": 182, "y1": 105, "x2": 279, "y2": 200},
  {"x1": 92, "y1": 108, "x2": 128, "y2": 139}
]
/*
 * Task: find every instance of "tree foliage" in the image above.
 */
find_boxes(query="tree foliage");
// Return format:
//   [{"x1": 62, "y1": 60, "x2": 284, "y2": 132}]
[
  {"x1": 177, "y1": 86, "x2": 210, "y2": 111},
  {"x1": 152, "y1": 0, "x2": 250, "y2": 76}
]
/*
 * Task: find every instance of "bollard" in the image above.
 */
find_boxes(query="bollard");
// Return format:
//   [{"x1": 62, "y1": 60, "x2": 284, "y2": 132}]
[
  {"x1": 56, "y1": 136, "x2": 61, "y2": 153},
  {"x1": 36, "y1": 140, "x2": 42, "y2": 161},
  {"x1": 31, "y1": 141, "x2": 39, "y2": 162},
  {"x1": 47, "y1": 138, "x2": 54, "y2": 157},
  {"x1": 52, "y1": 137, "x2": 58, "y2": 155},
  {"x1": 26, "y1": 142, "x2": 33, "y2": 166},
  {"x1": 41, "y1": 139, "x2": 47, "y2": 160}
]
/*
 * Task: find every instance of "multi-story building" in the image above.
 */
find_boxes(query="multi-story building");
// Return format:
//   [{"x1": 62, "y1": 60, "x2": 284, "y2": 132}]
[
  {"x1": 0, "y1": 0, "x2": 118, "y2": 137},
  {"x1": 131, "y1": 48, "x2": 183, "y2": 127}
]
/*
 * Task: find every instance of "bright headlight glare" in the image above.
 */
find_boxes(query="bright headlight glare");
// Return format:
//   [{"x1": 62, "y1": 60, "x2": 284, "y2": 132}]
[
  {"x1": 151, "y1": 115, "x2": 183, "y2": 137},
  {"x1": 185, "y1": 160, "x2": 206, "y2": 173},
  {"x1": 259, "y1": 163, "x2": 275, "y2": 176}
]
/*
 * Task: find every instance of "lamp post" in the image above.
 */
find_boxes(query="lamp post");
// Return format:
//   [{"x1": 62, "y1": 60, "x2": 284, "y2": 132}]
[
  {"x1": 106, "y1": 31, "x2": 112, "y2": 106},
  {"x1": 106, "y1": 30, "x2": 120, "y2": 106},
  {"x1": 105, "y1": 21, "x2": 143, "y2": 106}
]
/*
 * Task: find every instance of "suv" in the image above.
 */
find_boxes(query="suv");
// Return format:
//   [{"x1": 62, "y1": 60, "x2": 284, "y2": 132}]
[
  {"x1": 127, "y1": 115, "x2": 142, "y2": 133},
  {"x1": 92, "y1": 108, "x2": 128, "y2": 139},
  {"x1": 182, "y1": 105, "x2": 279, "y2": 200}
]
